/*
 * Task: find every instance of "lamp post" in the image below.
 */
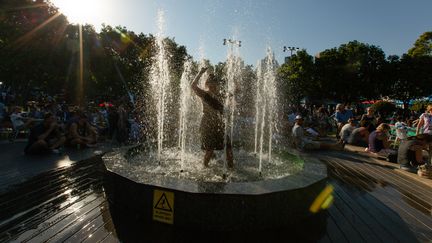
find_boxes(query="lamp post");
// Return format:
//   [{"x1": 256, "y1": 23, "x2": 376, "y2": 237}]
[
  {"x1": 283, "y1": 46, "x2": 299, "y2": 56},
  {"x1": 223, "y1": 38, "x2": 242, "y2": 47}
]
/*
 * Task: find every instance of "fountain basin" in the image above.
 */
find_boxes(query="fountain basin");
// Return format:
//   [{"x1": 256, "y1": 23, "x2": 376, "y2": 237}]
[{"x1": 102, "y1": 150, "x2": 327, "y2": 231}]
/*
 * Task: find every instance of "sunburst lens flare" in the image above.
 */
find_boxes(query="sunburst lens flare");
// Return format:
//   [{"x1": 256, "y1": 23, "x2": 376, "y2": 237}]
[{"x1": 50, "y1": 0, "x2": 110, "y2": 26}]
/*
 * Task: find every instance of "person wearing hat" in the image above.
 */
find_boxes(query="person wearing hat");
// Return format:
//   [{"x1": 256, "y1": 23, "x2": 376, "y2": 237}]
[
  {"x1": 292, "y1": 115, "x2": 343, "y2": 151},
  {"x1": 398, "y1": 134, "x2": 432, "y2": 173},
  {"x1": 192, "y1": 67, "x2": 233, "y2": 168}
]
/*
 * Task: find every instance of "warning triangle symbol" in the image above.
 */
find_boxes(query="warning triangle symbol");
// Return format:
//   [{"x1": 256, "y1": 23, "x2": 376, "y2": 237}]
[{"x1": 154, "y1": 193, "x2": 172, "y2": 212}]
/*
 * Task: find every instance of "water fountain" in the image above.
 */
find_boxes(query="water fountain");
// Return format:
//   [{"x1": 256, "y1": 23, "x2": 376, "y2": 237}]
[{"x1": 103, "y1": 11, "x2": 327, "y2": 232}]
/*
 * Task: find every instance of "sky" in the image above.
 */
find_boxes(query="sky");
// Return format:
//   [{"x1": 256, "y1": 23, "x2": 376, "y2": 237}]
[{"x1": 53, "y1": 0, "x2": 432, "y2": 65}]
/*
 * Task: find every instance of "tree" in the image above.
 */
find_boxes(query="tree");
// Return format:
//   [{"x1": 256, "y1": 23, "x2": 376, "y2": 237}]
[
  {"x1": 408, "y1": 31, "x2": 432, "y2": 57},
  {"x1": 278, "y1": 49, "x2": 314, "y2": 107},
  {"x1": 314, "y1": 41, "x2": 387, "y2": 102},
  {"x1": 387, "y1": 54, "x2": 432, "y2": 108}
]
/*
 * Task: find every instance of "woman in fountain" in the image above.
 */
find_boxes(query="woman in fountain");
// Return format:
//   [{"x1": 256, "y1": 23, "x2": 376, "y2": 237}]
[{"x1": 191, "y1": 67, "x2": 234, "y2": 168}]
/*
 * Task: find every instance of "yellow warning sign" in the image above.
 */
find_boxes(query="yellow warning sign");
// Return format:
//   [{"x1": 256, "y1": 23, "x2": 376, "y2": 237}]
[{"x1": 153, "y1": 189, "x2": 174, "y2": 224}]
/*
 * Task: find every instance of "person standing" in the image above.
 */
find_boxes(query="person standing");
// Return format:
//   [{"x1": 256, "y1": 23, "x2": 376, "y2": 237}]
[{"x1": 191, "y1": 67, "x2": 233, "y2": 168}]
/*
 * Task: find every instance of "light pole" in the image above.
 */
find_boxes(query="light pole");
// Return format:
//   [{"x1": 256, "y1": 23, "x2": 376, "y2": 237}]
[
  {"x1": 283, "y1": 46, "x2": 299, "y2": 56},
  {"x1": 223, "y1": 38, "x2": 242, "y2": 47}
]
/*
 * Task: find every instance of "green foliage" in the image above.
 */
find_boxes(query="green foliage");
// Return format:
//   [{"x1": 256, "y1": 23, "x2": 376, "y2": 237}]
[
  {"x1": 314, "y1": 41, "x2": 386, "y2": 102},
  {"x1": 0, "y1": 0, "x2": 188, "y2": 105},
  {"x1": 410, "y1": 101, "x2": 432, "y2": 112},
  {"x1": 278, "y1": 49, "x2": 314, "y2": 107},
  {"x1": 408, "y1": 31, "x2": 432, "y2": 57},
  {"x1": 386, "y1": 54, "x2": 432, "y2": 104},
  {"x1": 370, "y1": 101, "x2": 396, "y2": 115}
]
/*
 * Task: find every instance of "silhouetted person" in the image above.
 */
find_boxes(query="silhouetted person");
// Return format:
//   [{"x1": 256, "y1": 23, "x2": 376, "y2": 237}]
[{"x1": 191, "y1": 67, "x2": 233, "y2": 168}]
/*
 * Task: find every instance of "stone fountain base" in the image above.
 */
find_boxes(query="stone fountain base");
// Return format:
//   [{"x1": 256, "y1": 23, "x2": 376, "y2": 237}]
[{"x1": 102, "y1": 152, "x2": 328, "y2": 232}]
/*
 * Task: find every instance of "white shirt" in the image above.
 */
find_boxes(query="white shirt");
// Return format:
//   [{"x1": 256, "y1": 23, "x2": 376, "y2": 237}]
[
  {"x1": 340, "y1": 123, "x2": 355, "y2": 142},
  {"x1": 10, "y1": 112, "x2": 24, "y2": 128},
  {"x1": 292, "y1": 124, "x2": 311, "y2": 149}
]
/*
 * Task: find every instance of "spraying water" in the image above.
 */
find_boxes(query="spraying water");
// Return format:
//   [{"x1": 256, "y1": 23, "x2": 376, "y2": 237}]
[
  {"x1": 149, "y1": 10, "x2": 171, "y2": 161},
  {"x1": 254, "y1": 47, "x2": 278, "y2": 172},
  {"x1": 178, "y1": 59, "x2": 194, "y2": 169},
  {"x1": 223, "y1": 40, "x2": 243, "y2": 168}
]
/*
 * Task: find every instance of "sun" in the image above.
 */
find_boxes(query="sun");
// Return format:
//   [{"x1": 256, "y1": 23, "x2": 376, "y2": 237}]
[{"x1": 50, "y1": 0, "x2": 111, "y2": 26}]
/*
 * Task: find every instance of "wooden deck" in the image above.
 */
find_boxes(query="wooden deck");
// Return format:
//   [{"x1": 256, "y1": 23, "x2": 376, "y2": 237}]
[{"x1": 0, "y1": 149, "x2": 431, "y2": 242}]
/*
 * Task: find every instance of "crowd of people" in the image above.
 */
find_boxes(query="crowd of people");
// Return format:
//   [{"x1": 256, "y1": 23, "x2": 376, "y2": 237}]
[
  {"x1": 0, "y1": 86, "x2": 141, "y2": 155},
  {"x1": 289, "y1": 103, "x2": 432, "y2": 175},
  {"x1": 1, "y1": 84, "x2": 431, "y2": 175}
]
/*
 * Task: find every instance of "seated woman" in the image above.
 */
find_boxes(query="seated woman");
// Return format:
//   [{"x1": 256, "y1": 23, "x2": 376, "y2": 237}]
[
  {"x1": 360, "y1": 107, "x2": 376, "y2": 132},
  {"x1": 398, "y1": 134, "x2": 432, "y2": 173},
  {"x1": 67, "y1": 113, "x2": 98, "y2": 147},
  {"x1": 366, "y1": 123, "x2": 394, "y2": 156}
]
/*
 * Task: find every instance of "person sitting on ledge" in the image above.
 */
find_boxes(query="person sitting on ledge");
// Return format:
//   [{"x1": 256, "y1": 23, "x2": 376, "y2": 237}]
[
  {"x1": 339, "y1": 118, "x2": 356, "y2": 143},
  {"x1": 191, "y1": 67, "x2": 234, "y2": 168},
  {"x1": 67, "y1": 113, "x2": 98, "y2": 148},
  {"x1": 366, "y1": 123, "x2": 395, "y2": 156},
  {"x1": 24, "y1": 112, "x2": 66, "y2": 155},
  {"x1": 347, "y1": 120, "x2": 370, "y2": 147},
  {"x1": 292, "y1": 115, "x2": 343, "y2": 151},
  {"x1": 398, "y1": 134, "x2": 432, "y2": 173}
]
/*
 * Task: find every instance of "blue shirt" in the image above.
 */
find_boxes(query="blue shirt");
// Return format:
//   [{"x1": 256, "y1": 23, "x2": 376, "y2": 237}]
[{"x1": 335, "y1": 110, "x2": 353, "y2": 123}]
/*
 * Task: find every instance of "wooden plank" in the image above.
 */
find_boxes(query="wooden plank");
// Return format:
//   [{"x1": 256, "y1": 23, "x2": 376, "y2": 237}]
[
  {"x1": 63, "y1": 207, "x2": 109, "y2": 243},
  {"x1": 331, "y1": 157, "x2": 432, "y2": 214},
  {"x1": 100, "y1": 232, "x2": 119, "y2": 243},
  {"x1": 0, "y1": 163, "x2": 99, "y2": 211},
  {"x1": 330, "y1": 160, "x2": 421, "y2": 240},
  {"x1": 8, "y1": 193, "x2": 101, "y2": 242},
  {"x1": 0, "y1": 177, "x2": 100, "y2": 234},
  {"x1": 332, "y1": 181, "x2": 406, "y2": 242},
  {"x1": 326, "y1": 197, "x2": 365, "y2": 242},
  {"x1": 21, "y1": 197, "x2": 106, "y2": 242},
  {"x1": 343, "y1": 146, "x2": 432, "y2": 188},
  {"x1": 325, "y1": 215, "x2": 348, "y2": 243},
  {"x1": 347, "y1": 158, "x2": 432, "y2": 216},
  {"x1": 81, "y1": 217, "x2": 116, "y2": 243},
  {"x1": 331, "y1": 184, "x2": 385, "y2": 242},
  {"x1": 361, "y1": 162, "x2": 432, "y2": 202}
]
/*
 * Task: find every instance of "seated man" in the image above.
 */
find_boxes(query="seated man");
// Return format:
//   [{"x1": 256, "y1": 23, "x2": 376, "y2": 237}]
[
  {"x1": 347, "y1": 122, "x2": 370, "y2": 147},
  {"x1": 67, "y1": 113, "x2": 98, "y2": 147},
  {"x1": 292, "y1": 115, "x2": 343, "y2": 151},
  {"x1": 339, "y1": 118, "x2": 356, "y2": 143},
  {"x1": 24, "y1": 113, "x2": 66, "y2": 155},
  {"x1": 10, "y1": 106, "x2": 34, "y2": 131},
  {"x1": 398, "y1": 134, "x2": 432, "y2": 173}
]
